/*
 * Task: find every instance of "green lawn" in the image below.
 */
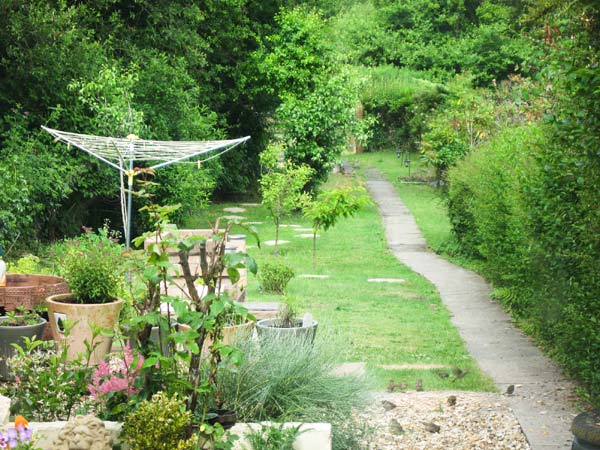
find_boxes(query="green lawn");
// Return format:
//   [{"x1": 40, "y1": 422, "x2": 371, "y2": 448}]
[
  {"x1": 185, "y1": 173, "x2": 495, "y2": 392},
  {"x1": 349, "y1": 151, "x2": 483, "y2": 270}
]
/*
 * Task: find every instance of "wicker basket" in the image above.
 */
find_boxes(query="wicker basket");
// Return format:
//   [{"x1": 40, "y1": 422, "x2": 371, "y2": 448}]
[{"x1": 0, "y1": 274, "x2": 70, "y2": 312}]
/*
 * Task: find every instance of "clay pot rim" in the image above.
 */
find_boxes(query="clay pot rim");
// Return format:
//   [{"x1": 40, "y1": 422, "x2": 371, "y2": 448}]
[{"x1": 45, "y1": 293, "x2": 124, "y2": 307}]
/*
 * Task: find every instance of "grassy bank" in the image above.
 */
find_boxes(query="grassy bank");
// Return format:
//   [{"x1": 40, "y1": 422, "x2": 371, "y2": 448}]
[{"x1": 186, "y1": 172, "x2": 495, "y2": 392}]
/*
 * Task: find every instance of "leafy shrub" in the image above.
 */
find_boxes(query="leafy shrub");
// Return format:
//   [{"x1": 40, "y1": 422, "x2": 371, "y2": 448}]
[
  {"x1": 359, "y1": 65, "x2": 446, "y2": 151},
  {"x1": 246, "y1": 424, "x2": 302, "y2": 450},
  {"x1": 122, "y1": 392, "x2": 196, "y2": 450},
  {"x1": 219, "y1": 332, "x2": 373, "y2": 450},
  {"x1": 258, "y1": 262, "x2": 295, "y2": 295},
  {"x1": 58, "y1": 227, "x2": 125, "y2": 304},
  {"x1": 1, "y1": 337, "x2": 91, "y2": 421},
  {"x1": 447, "y1": 124, "x2": 543, "y2": 283}
]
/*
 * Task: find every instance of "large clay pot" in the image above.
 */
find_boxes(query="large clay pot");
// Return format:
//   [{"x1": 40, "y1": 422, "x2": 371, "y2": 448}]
[
  {"x1": 0, "y1": 316, "x2": 47, "y2": 380},
  {"x1": 45, "y1": 294, "x2": 123, "y2": 365}
]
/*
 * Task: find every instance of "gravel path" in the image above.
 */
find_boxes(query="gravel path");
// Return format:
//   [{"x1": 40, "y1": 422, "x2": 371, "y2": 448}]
[{"x1": 361, "y1": 391, "x2": 531, "y2": 450}]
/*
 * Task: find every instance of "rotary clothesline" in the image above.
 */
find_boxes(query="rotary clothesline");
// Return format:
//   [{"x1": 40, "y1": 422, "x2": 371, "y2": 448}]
[{"x1": 42, "y1": 126, "x2": 250, "y2": 248}]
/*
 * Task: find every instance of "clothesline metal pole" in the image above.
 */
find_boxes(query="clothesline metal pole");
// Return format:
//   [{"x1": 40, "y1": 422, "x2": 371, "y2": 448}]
[{"x1": 126, "y1": 140, "x2": 134, "y2": 249}]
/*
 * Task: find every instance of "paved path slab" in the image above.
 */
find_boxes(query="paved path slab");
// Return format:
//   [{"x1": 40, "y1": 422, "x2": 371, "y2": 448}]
[{"x1": 365, "y1": 168, "x2": 578, "y2": 450}]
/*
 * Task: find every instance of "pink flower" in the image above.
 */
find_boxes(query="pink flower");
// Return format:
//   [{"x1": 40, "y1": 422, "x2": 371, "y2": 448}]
[{"x1": 88, "y1": 343, "x2": 144, "y2": 401}]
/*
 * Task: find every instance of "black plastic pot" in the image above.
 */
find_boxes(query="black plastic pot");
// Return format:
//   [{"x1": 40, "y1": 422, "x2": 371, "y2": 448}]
[
  {"x1": 0, "y1": 316, "x2": 47, "y2": 380},
  {"x1": 206, "y1": 409, "x2": 237, "y2": 430}
]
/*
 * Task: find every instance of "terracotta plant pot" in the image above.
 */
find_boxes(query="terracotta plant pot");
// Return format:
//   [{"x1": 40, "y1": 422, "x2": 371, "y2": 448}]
[
  {"x1": 45, "y1": 294, "x2": 123, "y2": 365},
  {"x1": 0, "y1": 316, "x2": 47, "y2": 380}
]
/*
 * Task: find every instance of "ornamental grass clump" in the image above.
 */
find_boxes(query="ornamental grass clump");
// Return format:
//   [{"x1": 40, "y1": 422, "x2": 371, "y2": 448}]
[{"x1": 218, "y1": 332, "x2": 374, "y2": 450}]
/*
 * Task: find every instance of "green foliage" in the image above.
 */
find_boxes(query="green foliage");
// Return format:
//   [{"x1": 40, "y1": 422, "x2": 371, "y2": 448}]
[
  {"x1": 122, "y1": 392, "x2": 196, "y2": 450},
  {"x1": 359, "y1": 65, "x2": 446, "y2": 151},
  {"x1": 258, "y1": 261, "x2": 295, "y2": 295},
  {"x1": 259, "y1": 143, "x2": 313, "y2": 251},
  {"x1": 277, "y1": 71, "x2": 366, "y2": 186},
  {"x1": 1, "y1": 337, "x2": 92, "y2": 421},
  {"x1": 219, "y1": 332, "x2": 372, "y2": 450},
  {"x1": 245, "y1": 424, "x2": 302, "y2": 450},
  {"x1": 254, "y1": 8, "x2": 368, "y2": 186},
  {"x1": 0, "y1": 307, "x2": 44, "y2": 327},
  {"x1": 302, "y1": 185, "x2": 369, "y2": 266},
  {"x1": 448, "y1": 125, "x2": 543, "y2": 287},
  {"x1": 444, "y1": 0, "x2": 600, "y2": 403},
  {"x1": 58, "y1": 227, "x2": 125, "y2": 304},
  {"x1": 422, "y1": 75, "x2": 544, "y2": 178}
]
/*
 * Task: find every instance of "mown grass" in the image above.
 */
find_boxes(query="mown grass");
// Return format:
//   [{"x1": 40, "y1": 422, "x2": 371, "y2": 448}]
[
  {"x1": 185, "y1": 172, "x2": 495, "y2": 392},
  {"x1": 349, "y1": 151, "x2": 483, "y2": 270}
]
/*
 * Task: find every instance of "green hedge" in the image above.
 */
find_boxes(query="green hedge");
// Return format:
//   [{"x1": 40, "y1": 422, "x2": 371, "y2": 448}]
[{"x1": 447, "y1": 122, "x2": 600, "y2": 405}]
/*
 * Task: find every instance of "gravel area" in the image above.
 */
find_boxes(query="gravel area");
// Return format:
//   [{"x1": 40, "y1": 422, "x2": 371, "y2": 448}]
[{"x1": 360, "y1": 391, "x2": 531, "y2": 450}]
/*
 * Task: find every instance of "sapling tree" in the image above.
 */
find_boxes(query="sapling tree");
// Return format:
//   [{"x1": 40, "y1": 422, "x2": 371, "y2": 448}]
[
  {"x1": 302, "y1": 185, "x2": 369, "y2": 268},
  {"x1": 259, "y1": 143, "x2": 313, "y2": 255}
]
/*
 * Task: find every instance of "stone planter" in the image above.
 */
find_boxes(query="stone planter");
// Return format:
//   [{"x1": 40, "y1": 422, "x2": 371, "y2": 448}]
[
  {"x1": 0, "y1": 316, "x2": 47, "y2": 380},
  {"x1": 45, "y1": 294, "x2": 123, "y2": 365},
  {"x1": 572, "y1": 410, "x2": 600, "y2": 450},
  {"x1": 256, "y1": 318, "x2": 318, "y2": 343}
]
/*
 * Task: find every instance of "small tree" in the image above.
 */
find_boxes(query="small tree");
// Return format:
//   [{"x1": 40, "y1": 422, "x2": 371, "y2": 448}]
[
  {"x1": 260, "y1": 143, "x2": 313, "y2": 255},
  {"x1": 302, "y1": 186, "x2": 369, "y2": 268}
]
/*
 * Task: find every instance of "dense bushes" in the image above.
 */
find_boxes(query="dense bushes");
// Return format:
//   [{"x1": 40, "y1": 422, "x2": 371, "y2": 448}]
[
  {"x1": 359, "y1": 65, "x2": 446, "y2": 151},
  {"x1": 446, "y1": 0, "x2": 600, "y2": 403}
]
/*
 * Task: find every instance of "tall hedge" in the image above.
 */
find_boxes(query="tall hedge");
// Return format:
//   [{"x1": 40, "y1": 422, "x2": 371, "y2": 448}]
[{"x1": 446, "y1": 1, "x2": 600, "y2": 404}]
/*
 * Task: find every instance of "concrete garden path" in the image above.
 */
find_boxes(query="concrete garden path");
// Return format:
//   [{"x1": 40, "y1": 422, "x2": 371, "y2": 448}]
[{"x1": 364, "y1": 167, "x2": 579, "y2": 450}]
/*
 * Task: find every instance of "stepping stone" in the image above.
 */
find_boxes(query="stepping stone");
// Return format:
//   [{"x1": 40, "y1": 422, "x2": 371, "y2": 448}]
[
  {"x1": 295, "y1": 234, "x2": 318, "y2": 238},
  {"x1": 264, "y1": 240, "x2": 289, "y2": 246},
  {"x1": 331, "y1": 362, "x2": 367, "y2": 377},
  {"x1": 367, "y1": 278, "x2": 406, "y2": 283},
  {"x1": 223, "y1": 207, "x2": 246, "y2": 213},
  {"x1": 243, "y1": 221, "x2": 263, "y2": 225},
  {"x1": 378, "y1": 363, "x2": 448, "y2": 370},
  {"x1": 221, "y1": 215, "x2": 247, "y2": 221},
  {"x1": 298, "y1": 274, "x2": 330, "y2": 279},
  {"x1": 280, "y1": 224, "x2": 301, "y2": 228},
  {"x1": 240, "y1": 203, "x2": 260, "y2": 207}
]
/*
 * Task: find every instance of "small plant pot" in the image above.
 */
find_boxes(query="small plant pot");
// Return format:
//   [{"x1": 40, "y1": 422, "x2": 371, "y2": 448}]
[
  {"x1": 256, "y1": 318, "x2": 318, "y2": 343},
  {"x1": 206, "y1": 409, "x2": 237, "y2": 430},
  {"x1": 45, "y1": 294, "x2": 123, "y2": 365},
  {"x1": 0, "y1": 316, "x2": 47, "y2": 380},
  {"x1": 572, "y1": 410, "x2": 600, "y2": 450}
]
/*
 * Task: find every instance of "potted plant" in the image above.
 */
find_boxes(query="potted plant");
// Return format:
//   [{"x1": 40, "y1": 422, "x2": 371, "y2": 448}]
[
  {"x1": 45, "y1": 228, "x2": 124, "y2": 365},
  {"x1": 0, "y1": 307, "x2": 46, "y2": 380},
  {"x1": 255, "y1": 300, "x2": 318, "y2": 343}
]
